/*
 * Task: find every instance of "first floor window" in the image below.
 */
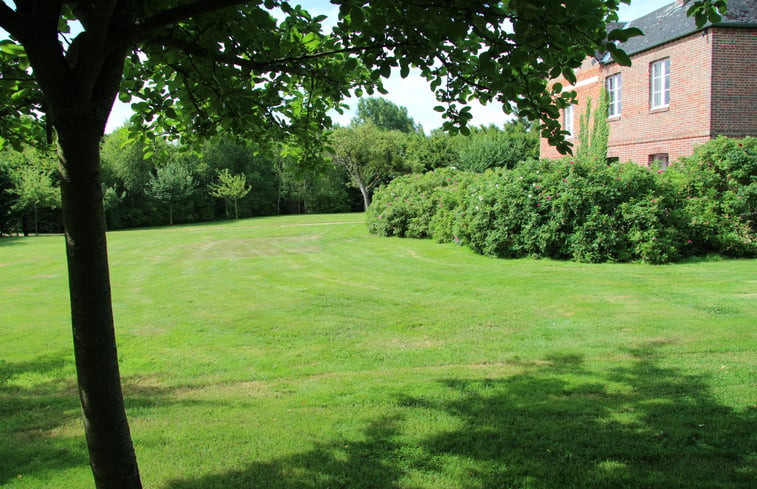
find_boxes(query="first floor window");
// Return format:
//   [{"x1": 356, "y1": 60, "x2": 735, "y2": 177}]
[
  {"x1": 564, "y1": 104, "x2": 574, "y2": 137},
  {"x1": 606, "y1": 74, "x2": 622, "y2": 117},
  {"x1": 650, "y1": 58, "x2": 670, "y2": 109},
  {"x1": 649, "y1": 153, "x2": 669, "y2": 169}
]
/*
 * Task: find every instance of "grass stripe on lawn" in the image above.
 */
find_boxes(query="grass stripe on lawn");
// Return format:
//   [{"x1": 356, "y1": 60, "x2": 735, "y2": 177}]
[{"x1": 1, "y1": 213, "x2": 754, "y2": 488}]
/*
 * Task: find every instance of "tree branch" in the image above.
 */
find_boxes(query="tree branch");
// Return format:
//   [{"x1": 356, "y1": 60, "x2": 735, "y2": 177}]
[
  {"x1": 132, "y1": 0, "x2": 251, "y2": 41},
  {"x1": 72, "y1": 0, "x2": 118, "y2": 45},
  {"x1": 0, "y1": 2, "x2": 22, "y2": 37},
  {"x1": 148, "y1": 33, "x2": 414, "y2": 77}
]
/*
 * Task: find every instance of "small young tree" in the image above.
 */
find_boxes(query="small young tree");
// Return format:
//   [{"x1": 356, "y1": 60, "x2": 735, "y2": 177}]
[
  {"x1": 0, "y1": 161, "x2": 15, "y2": 235},
  {"x1": 146, "y1": 162, "x2": 197, "y2": 225},
  {"x1": 208, "y1": 169, "x2": 252, "y2": 220},
  {"x1": 591, "y1": 88, "x2": 611, "y2": 162},
  {"x1": 576, "y1": 87, "x2": 610, "y2": 162},
  {"x1": 577, "y1": 96, "x2": 593, "y2": 159},
  {"x1": 102, "y1": 185, "x2": 126, "y2": 231},
  {"x1": 11, "y1": 166, "x2": 61, "y2": 235}
]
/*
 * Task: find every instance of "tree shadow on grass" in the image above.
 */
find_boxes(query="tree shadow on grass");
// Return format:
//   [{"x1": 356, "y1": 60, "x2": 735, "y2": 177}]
[
  {"x1": 164, "y1": 345, "x2": 755, "y2": 489},
  {"x1": 0, "y1": 354, "x2": 179, "y2": 485},
  {"x1": 0, "y1": 354, "x2": 87, "y2": 483},
  {"x1": 0, "y1": 236, "x2": 25, "y2": 247},
  {"x1": 165, "y1": 415, "x2": 406, "y2": 489},
  {"x1": 412, "y1": 348, "x2": 755, "y2": 488}
]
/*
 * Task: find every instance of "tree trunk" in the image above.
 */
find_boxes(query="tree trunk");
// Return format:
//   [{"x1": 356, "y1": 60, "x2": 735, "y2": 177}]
[
  {"x1": 57, "y1": 120, "x2": 142, "y2": 489},
  {"x1": 351, "y1": 172, "x2": 371, "y2": 211},
  {"x1": 359, "y1": 185, "x2": 371, "y2": 211},
  {"x1": 13, "y1": 4, "x2": 141, "y2": 485}
]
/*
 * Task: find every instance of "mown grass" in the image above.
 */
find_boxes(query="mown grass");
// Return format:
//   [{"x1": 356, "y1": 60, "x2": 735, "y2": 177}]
[{"x1": 1, "y1": 213, "x2": 755, "y2": 489}]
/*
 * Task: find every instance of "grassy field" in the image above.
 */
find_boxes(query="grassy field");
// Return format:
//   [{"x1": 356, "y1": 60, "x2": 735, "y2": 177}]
[{"x1": 1, "y1": 213, "x2": 755, "y2": 489}]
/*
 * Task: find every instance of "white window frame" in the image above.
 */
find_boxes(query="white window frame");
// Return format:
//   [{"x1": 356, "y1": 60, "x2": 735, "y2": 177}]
[
  {"x1": 650, "y1": 58, "x2": 670, "y2": 109},
  {"x1": 606, "y1": 74, "x2": 622, "y2": 118},
  {"x1": 564, "y1": 104, "x2": 574, "y2": 138}
]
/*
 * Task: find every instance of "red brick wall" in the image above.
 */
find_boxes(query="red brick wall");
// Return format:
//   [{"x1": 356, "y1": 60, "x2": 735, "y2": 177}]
[
  {"x1": 710, "y1": 27, "x2": 757, "y2": 137},
  {"x1": 538, "y1": 61, "x2": 603, "y2": 160},
  {"x1": 604, "y1": 30, "x2": 714, "y2": 164},
  {"x1": 539, "y1": 28, "x2": 757, "y2": 165}
]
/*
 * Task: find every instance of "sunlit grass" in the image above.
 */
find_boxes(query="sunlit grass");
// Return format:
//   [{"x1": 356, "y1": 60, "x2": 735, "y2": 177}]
[{"x1": 1, "y1": 213, "x2": 755, "y2": 488}]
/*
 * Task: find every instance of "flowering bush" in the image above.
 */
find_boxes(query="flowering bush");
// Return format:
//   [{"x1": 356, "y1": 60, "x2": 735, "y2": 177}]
[
  {"x1": 367, "y1": 168, "x2": 466, "y2": 238},
  {"x1": 666, "y1": 136, "x2": 756, "y2": 257},
  {"x1": 366, "y1": 137, "x2": 756, "y2": 263}
]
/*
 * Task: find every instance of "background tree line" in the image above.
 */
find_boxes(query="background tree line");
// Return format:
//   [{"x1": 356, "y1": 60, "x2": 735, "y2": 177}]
[{"x1": 0, "y1": 97, "x2": 538, "y2": 234}]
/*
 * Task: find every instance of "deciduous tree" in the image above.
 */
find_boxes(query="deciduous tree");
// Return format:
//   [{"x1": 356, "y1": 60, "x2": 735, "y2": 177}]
[
  {"x1": 11, "y1": 165, "x2": 61, "y2": 234},
  {"x1": 352, "y1": 97, "x2": 420, "y2": 133},
  {"x1": 0, "y1": 160, "x2": 14, "y2": 234},
  {"x1": 455, "y1": 123, "x2": 538, "y2": 172},
  {"x1": 208, "y1": 168, "x2": 252, "y2": 219},
  {"x1": 576, "y1": 87, "x2": 610, "y2": 163},
  {"x1": 146, "y1": 160, "x2": 197, "y2": 225},
  {"x1": 330, "y1": 123, "x2": 408, "y2": 210}
]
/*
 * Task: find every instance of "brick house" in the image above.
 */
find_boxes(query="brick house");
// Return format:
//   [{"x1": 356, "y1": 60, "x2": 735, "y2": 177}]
[{"x1": 539, "y1": 0, "x2": 757, "y2": 166}]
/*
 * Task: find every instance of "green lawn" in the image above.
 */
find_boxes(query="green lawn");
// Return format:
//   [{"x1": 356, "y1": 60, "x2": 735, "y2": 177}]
[{"x1": 1, "y1": 213, "x2": 755, "y2": 489}]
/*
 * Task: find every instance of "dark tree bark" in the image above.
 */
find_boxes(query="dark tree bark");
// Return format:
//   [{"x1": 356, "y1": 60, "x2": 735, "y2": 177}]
[
  {"x1": 57, "y1": 116, "x2": 142, "y2": 489},
  {"x1": 10, "y1": 4, "x2": 144, "y2": 486}
]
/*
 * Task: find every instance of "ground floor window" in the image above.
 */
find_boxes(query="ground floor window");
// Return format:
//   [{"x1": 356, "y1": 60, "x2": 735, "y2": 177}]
[{"x1": 649, "y1": 153, "x2": 669, "y2": 169}]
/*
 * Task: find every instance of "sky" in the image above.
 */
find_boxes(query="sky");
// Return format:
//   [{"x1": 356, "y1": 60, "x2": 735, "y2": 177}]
[{"x1": 96, "y1": 0, "x2": 668, "y2": 133}]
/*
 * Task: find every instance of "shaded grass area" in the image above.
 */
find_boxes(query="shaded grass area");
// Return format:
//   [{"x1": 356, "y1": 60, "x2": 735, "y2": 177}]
[
  {"x1": 0, "y1": 213, "x2": 754, "y2": 488},
  {"x1": 164, "y1": 349, "x2": 755, "y2": 489}
]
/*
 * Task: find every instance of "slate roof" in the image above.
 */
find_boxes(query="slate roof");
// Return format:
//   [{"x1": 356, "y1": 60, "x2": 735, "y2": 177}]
[{"x1": 614, "y1": 0, "x2": 757, "y2": 57}]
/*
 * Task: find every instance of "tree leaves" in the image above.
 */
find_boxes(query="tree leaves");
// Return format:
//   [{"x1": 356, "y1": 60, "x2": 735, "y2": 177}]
[
  {"x1": 607, "y1": 27, "x2": 643, "y2": 43},
  {"x1": 607, "y1": 44, "x2": 632, "y2": 67},
  {"x1": 352, "y1": 97, "x2": 419, "y2": 133},
  {"x1": 0, "y1": 0, "x2": 733, "y2": 159},
  {"x1": 0, "y1": 40, "x2": 25, "y2": 56},
  {"x1": 687, "y1": 0, "x2": 727, "y2": 28}
]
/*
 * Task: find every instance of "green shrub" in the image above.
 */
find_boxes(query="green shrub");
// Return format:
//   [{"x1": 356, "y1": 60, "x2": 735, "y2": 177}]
[
  {"x1": 367, "y1": 137, "x2": 756, "y2": 263},
  {"x1": 667, "y1": 136, "x2": 756, "y2": 257},
  {"x1": 367, "y1": 168, "x2": 466, "y2": 238},
  {"x1": 428, "y1": 171, "x2": 475, "y2": 243}
]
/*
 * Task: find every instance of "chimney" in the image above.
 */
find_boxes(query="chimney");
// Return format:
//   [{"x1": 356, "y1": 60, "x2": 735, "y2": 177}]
[{"x1": 675, "y1": 0, "x2": 689, "y2": 6}]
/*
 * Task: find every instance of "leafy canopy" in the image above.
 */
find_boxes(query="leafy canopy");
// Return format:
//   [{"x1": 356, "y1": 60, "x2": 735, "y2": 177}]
[
  {"x1": 0, "y1": 1, "x2": 727, "y2": 155},
  {"x1": 146, "y1": 161, "x2": 196, "y2": 203},
  {"x1": 352, "y1": 97, "x2": 420, "y2": 133},
  {"x1": 209, "y1": 169, "x2": 252, "y2": 202},
  {"x1": 329, "y1": 122, "x2": 408, "y2": 208}
]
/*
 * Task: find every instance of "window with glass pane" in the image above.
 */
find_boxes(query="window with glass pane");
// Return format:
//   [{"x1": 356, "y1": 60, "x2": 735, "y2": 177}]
[
  {"x1": 649, "y1": 153, "x2": 669, "y2": 169},
  {"x1": 564, "y1": 105, "x2": 574, "y2": 137},
  {"x1": 651, "y1": 58, "x2": 670, "y2": 109},
  {"x1": 606, "y1": 74, "x2": 621, "y2": 117}
]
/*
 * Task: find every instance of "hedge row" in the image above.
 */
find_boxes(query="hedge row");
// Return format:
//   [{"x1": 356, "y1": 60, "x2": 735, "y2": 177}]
[{"x1": 366, "y1": 137, "x2": 756, "y2": 264}]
